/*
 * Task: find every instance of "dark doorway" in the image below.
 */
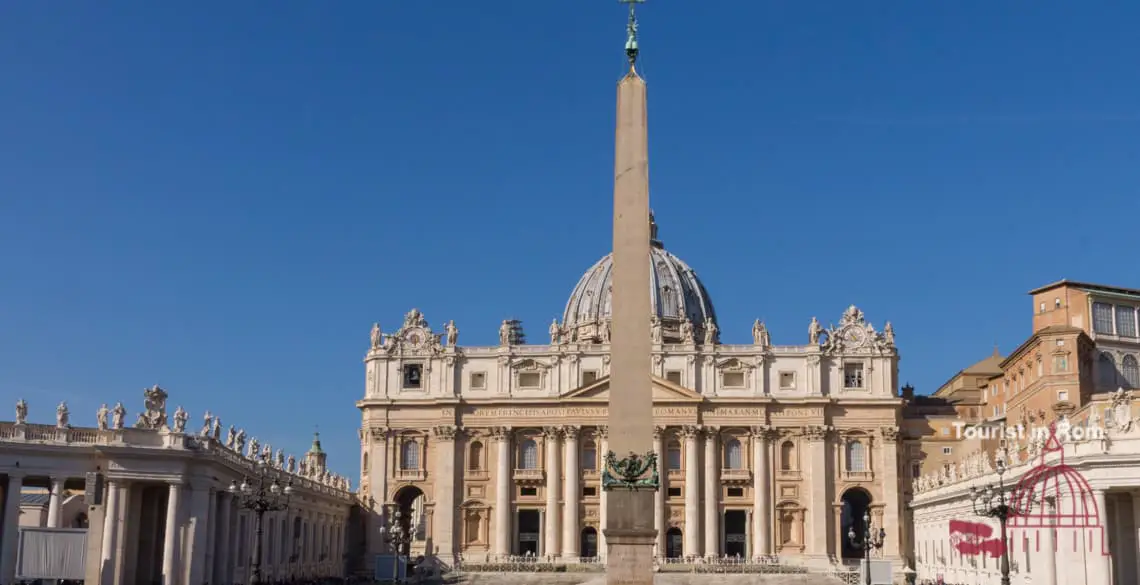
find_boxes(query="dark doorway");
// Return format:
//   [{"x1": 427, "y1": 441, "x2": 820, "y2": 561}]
[
  {"x1": 517, "y1": 510, "x2": 540, "y2": 555},
  {"x1": 580, "y1": 527, "x2": 598, "y2": 558},
  {"x1": 723, "y1": 510, "x2": 748, "y2": 557},
  {"x1": 393, "y1": 485, "x2": 425, "y2": 557},
  {"x1": 665, "y1": 527, "x2": 683, "y2": 559},
  {"x1": 840, "y1": 488, "x2": 872, "y2": 559}
]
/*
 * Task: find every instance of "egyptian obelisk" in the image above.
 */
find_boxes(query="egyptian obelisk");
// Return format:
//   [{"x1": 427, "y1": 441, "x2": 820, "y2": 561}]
[{"x1": 605, "y1": 2, "x2": 657, "y2": 584}]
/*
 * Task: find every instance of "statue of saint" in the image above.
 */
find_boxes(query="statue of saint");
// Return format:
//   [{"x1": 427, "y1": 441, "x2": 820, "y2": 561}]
[
  {"x1": 599, "y1": 319, "x2": 611, "y2": 343},
  {"x1": 679, "y1": 318, "x2": 694, "y2": 343},
  {"x1": 200, "y1": 411, "x2": 213, "y2": 436},
  {"x1": 15, "y1": 399, "x2": 27, "y2": 425},
  {"x1": 445, "y1": 320, "x2": 459, "y2": 346},
  {"x1": 248, "y1": 437, "x2": 260, "y2": 459},
  {"x1": 97, "y1": 404, "x2": 110, "y2": 431},
  {"x1": 883, "y1": 322, "x2": 895, "y2": 346},
  {"x1": 111, "y1": 402, "x2": 126, "y2": 430},
  {"x1": 650, "y1": 317, "x2": 663, "y2": 344},
  {"x1": 172, "y1": 407, "x2": 188, "y2": 433},
  {"x1": 752, "y1": 319, "x2": 770, "y2": 347},
  {"x1": 499, "y1": 320, "x2": 512, "y2": 346},
  {"x1": 56, "y1": 401, "x2": 70, "y2": 429},
  {"x1": 703, "y1": 318, "x2": 719, "y2": 345},
  {"x1": 808, "y1": 317, "x2": 823, "y2": 344},
  {"x1": 226, "y1": 425, "x2": 237, "y2": 448},
  {"x1": 370, "y1": 323, "x2": 382, "y2": 349},
  {"x1": 549, "y1": 319, "x2": 561, "y2": 344}
]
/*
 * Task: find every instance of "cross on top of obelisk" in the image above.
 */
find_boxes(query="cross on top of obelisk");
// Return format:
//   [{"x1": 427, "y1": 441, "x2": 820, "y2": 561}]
[{"x1": 620, "y1": 0, "x2": 646, "y2": 68}]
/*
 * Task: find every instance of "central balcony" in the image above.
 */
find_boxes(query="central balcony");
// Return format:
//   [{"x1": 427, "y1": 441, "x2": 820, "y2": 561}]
[{"x1": 513, "y1": 468, "x2": 545, "y2": 484}]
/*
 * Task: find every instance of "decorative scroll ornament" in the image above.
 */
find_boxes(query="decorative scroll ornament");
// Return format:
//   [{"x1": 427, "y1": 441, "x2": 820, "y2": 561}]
[{"x1": 602, "y1": 450, "x2": 660, "y2": 491}]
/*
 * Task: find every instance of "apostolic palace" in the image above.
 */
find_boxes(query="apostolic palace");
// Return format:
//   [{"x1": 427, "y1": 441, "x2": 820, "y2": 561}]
[{"x1": 357, "y1": 218, "x2": 907, "y2": 569}]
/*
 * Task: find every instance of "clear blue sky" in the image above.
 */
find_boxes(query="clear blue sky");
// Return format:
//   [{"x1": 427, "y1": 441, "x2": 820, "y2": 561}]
[{"x1": 2, "y1": 2, "x2": 1139, "y2": 477}]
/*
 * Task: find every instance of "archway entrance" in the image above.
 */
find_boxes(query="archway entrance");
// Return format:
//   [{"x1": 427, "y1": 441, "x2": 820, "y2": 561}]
[
  {"x1": 665, "y1": 527, "x2": 683, "y2": 559},
  {"x1": 840, "y1": 488, "x2": 872, "y2": 560},
  {"x1": 517, "y1": 510, "x2": 540, "y2": 555},
  {"x1": 580, "y1": 527, "x2": 598, "y2": 558},
  {"x1": 393, "y1": 485, "x2": 426, "y2": 557},
  {"x1": 723, "y1": 510, "x2": 748, "y2": 557}
]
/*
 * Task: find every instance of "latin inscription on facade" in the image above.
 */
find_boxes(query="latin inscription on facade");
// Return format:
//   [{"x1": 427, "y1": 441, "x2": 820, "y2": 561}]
[{"x1": 773, "y1": 408, "x2": 823, "y2": 418}]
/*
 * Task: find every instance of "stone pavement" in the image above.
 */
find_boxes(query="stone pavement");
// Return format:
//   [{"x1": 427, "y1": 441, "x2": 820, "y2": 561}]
[{"x1": 453, "y1": 574, "x2": 851, "y2": 585}]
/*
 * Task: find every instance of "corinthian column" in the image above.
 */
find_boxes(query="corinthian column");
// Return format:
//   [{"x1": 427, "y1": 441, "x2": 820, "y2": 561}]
[
  {"x1": 491, "y1": 427, "x2": 512, "y2": 557},
  {"x1": 878, "y1": 426, "x2": 901, "y2": 559},
  {"x1": 543, "y1": 426, "x2": 562, "y2": 558},
  {"x1": 598, "y1": 427, "x2": 609, "y2": 557},
  {"x1": 804, "y1": 426, "x2": 830, "y2": 559},
  {"x1": 681, "y1": 425, "x2": 701, "y2": 557},
  {"x1": 562, "y1": 426, "x2": 581, "y2": 559},
  {"x1": 162, "y1": 481, "x2": 183, "y2": 585},
  {"x1": 432, "y1": 425, "x2": 458, "y2": 564},
  {"x1": 653, "y1": 427, "x2": 665, "y2": 555},
  {"x1": 751, "y1": 426, "x2": 770, "y2": 558},
  {"x1": 703, "y1": 427, "x2": 720, "y2": 558}
]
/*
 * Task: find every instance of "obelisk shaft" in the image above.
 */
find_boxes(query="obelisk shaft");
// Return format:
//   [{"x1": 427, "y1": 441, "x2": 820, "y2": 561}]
[{"x1": 605, "y1": 69, "x2": 656, "y2": 585}]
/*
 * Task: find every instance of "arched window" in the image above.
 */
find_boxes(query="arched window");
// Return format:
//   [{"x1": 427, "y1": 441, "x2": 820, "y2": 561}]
[
  {"x1": 468, "y1": 441, "x2": 484, "y2": 471},
  {"x1": 780, "y1": 441, "x2": 795, "y2": 471},
  {"x1": 520, "y1": 438, "x2": 539, "y2": 469},
  {"x1": 401, "y1": 440, "x2": 420, "y2": 470},
  {"x1": 1122, "y1": 355, "x2": 1140, "y2": 389},
  {"x1": 362, "y1": 452, "x2": 370, "y2": 472},
  {"x1": 846, "y1": 441, "x2": 866, "y2": 472},
  {"x1": 723, "y1": 438, "x2": 743, "y2": 469},
  {"x1": 581, "y1": 440, "x2": 597, "y2": 471},
  {"x1": 666, "y1": 440, "x2": 682, "y2": 470},
  {"x1": 1098, "y1": 353, "x2": 1118, "y2": 389}
]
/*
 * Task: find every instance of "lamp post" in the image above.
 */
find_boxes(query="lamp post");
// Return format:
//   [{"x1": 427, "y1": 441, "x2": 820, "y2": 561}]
[
  {"x1": 969, "y1": 458, "x2": 1013, "y2": 585},
  {"x1": 378, "y1": 506, "x2": 415, "y2": 584},
  {"x1": 848, "y1": 511, "x2": 886, "y2": 585},
  {"x1": 228, "y1": 460, "x2": 294, "y2": 585}
]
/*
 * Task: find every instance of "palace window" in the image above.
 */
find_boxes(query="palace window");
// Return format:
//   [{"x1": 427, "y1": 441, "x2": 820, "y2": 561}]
[
  {"x1": 723, "y1": 438, "x2": 743, "y2": 469},
  {"x1": 846, "y1": 441, "x2": 866, "y2": 472},
  {"x1": 468, "y1": 441, "x2": 484, "y2": 471},
  {"x1": 1093, "y1": 302, "x2": 1115, "y2": 334},
  {"x1": 583, "y1": 486, "x2": 597, "y2": 497},
  {"x1": 666, "y1": 370, "x2": 683, "y2": 385},
  {"x1": 520, "y1": 487, "x2": 537, "y2": 497},
  {"x1": 911, "y1": 462, "x2": 921, "y2": 478},
  {"x1": 666, "y1": 440, "x2": 682, "y2": 470},
  {"x1": 722, "y1": 371, "x2": 745, "y2": 388},
  {"x1": 779, "y1": 372, "x2": 796, "y2": 390},
  {"x1": 469, "y1": 372, "x2": 486, "y2": 390},
  {"x1": 843, "y1": 363, "x2": 864, "y2": 389},
  {"x1": 1118, "y1": 306, "x2": 1138, "y2": 338},
  {"x1": 1122, "y1": 355, "x2": 1140, "y2": 388},
  {"x1": 401, "y1": 440, "x2": 421, "y2": 470},
  {"x1": 1054, "y1": 355, "x2": 1068, "y2": 372},
  {"x1": 667, "y1": 487, "x2": 682, "y2": 497},
  {"x1": 780, "y1": 441, "x2": 796, "y2": 471},
  {"x1": 1058, "y1": 390, "x2": 1069, "y2": 402},
  {"x1": 518, "y1": 372, "x2": 541, "y2": 388},
  {"x1": 582, "y1": 440, "x2": 598, "y2": 471},
  {"x1": 726, "y1": 487, "x2": 744, "y2": 498},
  {"x1": 582, "y1": 370, "x2": 599, "y2": 385},
  {"x1": 1098, "y1": 353, "x2": 1118, "y2": 389},
  {"x1": 403, "y1": 364, "x2": 423, "y2": 389},
  {"x1": 520, "y1": 439, "x2": 539, "y2": 469}
]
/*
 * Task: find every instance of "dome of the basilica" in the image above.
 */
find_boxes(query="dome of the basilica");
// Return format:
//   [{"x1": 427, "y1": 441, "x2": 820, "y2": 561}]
[{"x1": 560, "y1": 215, "x2": 717, "y2": 344}]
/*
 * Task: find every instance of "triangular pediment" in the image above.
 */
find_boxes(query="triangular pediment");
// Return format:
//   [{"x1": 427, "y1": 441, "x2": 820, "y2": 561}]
[{"x1": 561, "y1": 375, "x2": 703, "y2": 403}]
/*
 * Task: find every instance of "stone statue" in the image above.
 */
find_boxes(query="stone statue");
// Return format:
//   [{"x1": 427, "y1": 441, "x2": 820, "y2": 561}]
[
  {"x1": 679, "y1": 318, "x2": 694, "y2": 343},
  {"x1": 1110, "y1": 388, "x2": 1133, "y2": 432},
  {"x1": 752, "y1": 319, "x2": 770, "y2": 347},
  {"x1": 445, "y1": 320, "x2": 458, "y2": 346},
  {"x1": 275, "y1": 448, "x2": 285, "y2": 468},
  {"x1": 226, "y1": 425, "x2": 237, "y2": 448},
  {"x1": 809, "y1": 317, "x2": 823, "y2": 345},
  {"x1": 248, "y1": 437, "x2": 260, "y2": 459},
  {"x1": 200, "y1": 411, "x2": 213, "y2": 436},
  {"x1": 549, "y1": 319, "x2": 561, "y2": 344},
  {"x1": 599, "y1": 319, "x2": 611, "y2": 343},
  {"x1": 287, "y1": 454, "x2": 296, "y2": 473},
  {"x1": 262, "y1": 443, "x2": 272, "y2": 462},
  {"x1": 883, "y1": 322, "x2": 895, "y2": 346},
  {"x1": 1087, "y1": 407, "x2": 1101, "y2": 433},
  {"x1": 56, "y1": 401, "x2": 69, "y2": 429},
  {"x1": 111, "y1": 402, "x2": 126, "y2": 430},
  {"x1": 298, "y1": 459, "x2": 308, "y2": 476},
  {"x1": 370, "y1": 323, "x2": 382, "y2": 349},
  {"x1": 650, "y1": 317, "x2": 663, "y2": 344},
  {"x1": 172, "y1": 406, "x2": 188, "y2": 433},
  {"x1": 235, "y1": 429, "x2": 246, "y2": 454},
  {"x1": 97, "y1": 404, "x2": 109, "y2": 431},
  {"x1": 213, "y1": 417, "x2": 222, "y2": 440},
  {"x1": 137, "y1": 385, "x2": 169, "y2": 430},
  {"x1": 703, "y1": 317, "x2": 719, "y2": 345},
  {"x1": 404, "y1": 308, "x2": 427, "y2": 328},
  {"x1": 499, "y1": 320, "x2": 512, "y2": 346},
  {"x1": 15, "y1": 399, "x2": 27, "y2": 425}
]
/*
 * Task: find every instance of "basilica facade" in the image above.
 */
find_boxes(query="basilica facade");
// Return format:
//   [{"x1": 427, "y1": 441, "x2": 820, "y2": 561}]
[{"x1": 357, "y1": 222, "x2": 907, "y2": 567}]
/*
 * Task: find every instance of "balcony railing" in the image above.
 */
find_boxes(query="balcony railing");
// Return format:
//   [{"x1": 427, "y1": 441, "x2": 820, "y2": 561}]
[
  {"x1": 777, "y1": 469, "x2": 802, "y2": 480},
  {"x1": 394, "y1": 469, "x2": 426, "y2": 481},
  {"x1": 513, "y1": 468, "x2": 544, "y2": 482},
  {"x1": 842, "y1": 470, "x2": 874, "y2": 481},
  {"x1": 720, "y1": 468, "x2": 752, "y2": 483}
]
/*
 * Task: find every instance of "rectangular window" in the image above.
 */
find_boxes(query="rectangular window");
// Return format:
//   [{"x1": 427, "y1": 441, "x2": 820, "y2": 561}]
[
  {"x1": 582, "y1": 486, "x2": 597, "y2": 497},
  {"x1": 1093, "y1": 302, "x2": 1115, "y2": 334},
  {"x1": 911, "y1": 462, "x2": 921, "y2": 478},
  {"x1": 402, "y1": 364, "x2": 423, "y2": 389},
  {"x1": 1054, "y1": 356, "x2": 1068, "y2": 372},
  {"x1": 942, "y1": 447, "x2": 953, "y2": 455},
  {"x1": 779, "y1": 372, "x2": 796, "y2": 389},
  {"x1": 1058, "y1": 390, "x2": 1069, "y2": 402},
  {"x1": 667, "y1": 487, "x2": 682, "y2": 498},
  {"x1": 665, "y1": 370, "x2": 683, "y2": 385},
  {"x1": 520, "y1": 487, "x2": 537, "y2": 497},
  {"x1": 843, "y1": 363, "x2": 864, "y2": 389},
  {"x1": 1116, "y1": 306, "x2": 1138, "y2": 337},
  {"x1": 726, "y1": 487, "x2": 744, "y2": 498},
  {"x1": 723, "y1": 371, "x2": 745, "y2": 388},
  {"x1": 941, "y1": 428, "x2": 949, "y2": 436},
  {"x1": 581, "y1": 370, "x2": 599, "y2": 385},
  {"x1": 518, "y1": 372, "x2": 541, "y2": 388},
  {"x1": 469, "y1": 372, "x2": 486, "y2": 389}
]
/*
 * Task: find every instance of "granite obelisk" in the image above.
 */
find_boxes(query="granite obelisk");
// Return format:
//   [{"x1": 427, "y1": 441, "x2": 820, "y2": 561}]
[{"x1": 604, "y1": 2, "x2": 657, "y2": 584}]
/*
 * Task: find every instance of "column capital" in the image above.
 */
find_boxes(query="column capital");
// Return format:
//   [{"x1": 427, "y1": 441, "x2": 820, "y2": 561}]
[
  {"x1": 489, "y1": 426, "x2": 513, "y2": 442},
  {"x1": 702, "y1": 426, "x2": 720, "y2": 440},
  {"x1": 542, "y1": 426, "x2": 563, "y2": 440},
  {"x1": 369, "y1": 427, "x2": 390, "y2": 442},
  {"x1": 562, "y1": 425, "x2": 580, "y2": 441},
  {"x1": 432, "y1": 425, "x2": 458, "y2": 442},
  {"x1": 652, "y1": 425, "x2": 666, "y2": 439},
  {"x1": 680, "y1": 424, "x2": 702, "y2": 439},
  {"x1": 596, "y1": 426, "x2": 608, "y2": 440},
  {"x1": 878, "y1": 426, "x2": 901, "y2": 442}
]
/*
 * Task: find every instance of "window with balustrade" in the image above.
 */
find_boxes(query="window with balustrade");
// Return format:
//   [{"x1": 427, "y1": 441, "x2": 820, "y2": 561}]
[
  {"x1": 780, "y1": 440, "x2": 796, "y2": 471},
  {"x1": 401, "y1": 440, "x2": 421, "y2": 470},
  {"x1": 468, "y1": 441, "x2": 484, "y2": 471},
  {"x1": 666, "y1": 440, "x2": 682, "y2": 470},
  {"x1": 520, "y1": 438, "x2": 539, "y2": 469},
  {"x1": 723, "y1": 437, "x2": 743, "y2": 469},
  {"x1": 846, "y1": 440, "x2": 867, "y2": 472},
  {"x1": 582, "y1": 439, "x2": 598, "y2": 471}
]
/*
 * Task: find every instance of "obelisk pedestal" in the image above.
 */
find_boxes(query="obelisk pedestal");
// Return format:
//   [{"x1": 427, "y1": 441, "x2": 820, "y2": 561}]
[{"x1": 603, "y1": 66, "x2": 657, "y2": 585}]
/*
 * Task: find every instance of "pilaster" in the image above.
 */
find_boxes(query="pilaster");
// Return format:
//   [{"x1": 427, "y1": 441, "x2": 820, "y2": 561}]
[{"x1": 431, "y1": 424, "x2": 458, "y2": 564}]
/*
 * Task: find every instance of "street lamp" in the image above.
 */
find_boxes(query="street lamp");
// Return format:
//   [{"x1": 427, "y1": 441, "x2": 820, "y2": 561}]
[
  {"x1": 848, "y1": 511, "x2": 886, "y2": 585},
  {"x1": 378, "y1": 506, "x2": 416, "y2": 584},
  {"x1": 969, "y1": 458, "x2": 1013, "y2": 585},
  {"x1": 228, "y1": 459, "x2": 294, "y2": 585}
]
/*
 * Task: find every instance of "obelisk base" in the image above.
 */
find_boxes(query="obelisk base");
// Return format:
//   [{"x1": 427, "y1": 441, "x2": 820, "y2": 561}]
[{"x1": 603, "y1": 528, "x2": 657, "y2": 585}]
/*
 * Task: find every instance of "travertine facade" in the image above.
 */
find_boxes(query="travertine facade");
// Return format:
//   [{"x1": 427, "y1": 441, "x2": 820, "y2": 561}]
[{"x1": 356, "y1": 245, "x2": 906, "y2": 568}]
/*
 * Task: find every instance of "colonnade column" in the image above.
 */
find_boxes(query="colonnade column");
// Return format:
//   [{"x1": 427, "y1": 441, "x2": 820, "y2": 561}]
[
  {"x1": 491, "y1": 427, "x2": 512, "y2": 557},
  {"x1": 562, "y1": 426, "x2": 580, "y2": 559},
  {"x1": 879, "y1": 426, "x2": 901, "y2": 558},
  {"x1": 1, "y1": 473, "x2": 25, "y2": 585},
  {"x1": 99, "y1": 480, "x2": 120, "y2": 585},
  {"x1": 543, "y1": 426, "x2": 562, "y2": 558},
  {"x1": 47, "y1": 476, "x2": 65, "y2": 528},
  {"x1": 598, "y1": 427, "x2": 609, "y2": 557},
  {"x1": 681, "y1": 425, "x2": 701, "y2": 557},
  {"x1": 1041, "y1": 495, "x2": 1057, "y2": 585},
  {"x1": 751, "y1": 426, "x2": 770, "y2": 558},
  {"x1": 703, "y1": 427, "x2": 720, "y2": 558},
  {"x1": 432, "y1": 425, "x2": 457, "y2": 564},
  {"x1": 161, "y1": 481, "x2": 182, "y2": 585},
  {"x1": 652, "y1": 426, "x2": 665, "y2": 556},
  {"x1": 214, "y1": 491, "x2": 232, "y2": 585},
  {"x1": 185, "y1": 483, "x2": 212, "y2": 585}
]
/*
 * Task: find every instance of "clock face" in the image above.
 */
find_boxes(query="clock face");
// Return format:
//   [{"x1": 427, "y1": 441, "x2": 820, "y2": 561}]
[
  {"x1": 403, "y1": 327, "x2": 427, "y2": 348},
  {"x1": 844, "y1": 327, "x2": 867, "y2": 347}
]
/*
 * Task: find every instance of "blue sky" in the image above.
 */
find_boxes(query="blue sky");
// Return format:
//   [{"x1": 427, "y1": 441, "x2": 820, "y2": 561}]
[{"x1": 2, "y1": 2, "x2": 1139, "y2": 477}]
